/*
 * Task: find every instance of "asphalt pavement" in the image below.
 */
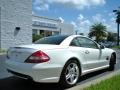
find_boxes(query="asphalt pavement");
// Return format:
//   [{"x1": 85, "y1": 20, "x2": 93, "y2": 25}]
[
  {"x1": 0, "y1": 49, "x2": 120, "y2": 90},
  {"x1": 0, "y1": 55, "x2": 12, "y2": 79}
]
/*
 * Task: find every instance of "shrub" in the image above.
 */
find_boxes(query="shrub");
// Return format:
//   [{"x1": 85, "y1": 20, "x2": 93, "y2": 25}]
[
  {"x1": 32, "y1": 34, "x2": 43, "y2": 42},
  {"x1": 0, "y1": 48, "x2": 6, "y2": 53}
]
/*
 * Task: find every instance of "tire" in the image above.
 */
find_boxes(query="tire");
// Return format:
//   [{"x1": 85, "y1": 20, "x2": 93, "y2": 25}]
[
  {"x1": 59, "y1": 60, "x2": 80, "y2": 88},
  {"x1": 108, "y1": 54, "x2": 116, "y2": 71}
]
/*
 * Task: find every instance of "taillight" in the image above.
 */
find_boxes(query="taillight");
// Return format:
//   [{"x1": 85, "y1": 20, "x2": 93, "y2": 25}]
[{"x1": 25, "y1": 50, "x2": 50, "y2": 63}]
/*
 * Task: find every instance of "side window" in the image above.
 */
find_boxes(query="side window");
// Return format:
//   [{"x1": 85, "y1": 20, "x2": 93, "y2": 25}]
[
  {"x1": 70, "y1": 38, "x2": 80, "y2": 46},
  {"x1": 77, "y1": 37, "x2": 98, "y2": 49}
]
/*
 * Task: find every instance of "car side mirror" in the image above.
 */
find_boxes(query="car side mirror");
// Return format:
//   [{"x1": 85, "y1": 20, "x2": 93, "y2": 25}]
[{"x1": 100, "y1": 45, "x2": 105, "y2": 49}]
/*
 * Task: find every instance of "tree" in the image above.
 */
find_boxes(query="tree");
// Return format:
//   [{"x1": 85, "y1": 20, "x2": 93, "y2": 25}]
[{"x1": 89, "y1": 23, "x2": 107, "y2": 43}]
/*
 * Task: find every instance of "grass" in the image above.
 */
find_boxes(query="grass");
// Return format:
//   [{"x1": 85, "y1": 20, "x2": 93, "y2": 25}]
[
  {"x1": 112, "y1": 46, "x2": 120, "y2": 49},
  {"x1": 83, "y1": 74, "x2": 120, "y2": 90},
  {"x1": 0, "y1": 48, "x2": 6, "y2": 54}
]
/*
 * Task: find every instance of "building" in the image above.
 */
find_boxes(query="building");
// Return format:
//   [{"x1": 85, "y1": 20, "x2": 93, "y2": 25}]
[
  {"x1": 0, "y1": 0, "x2": 74, "y2": 49},
  {"x1": 0, "y1": 0, "x2": 32, "y2": 49},
  {"x1": 32, "y1": 15, "x2": 74, "y2": 37}
]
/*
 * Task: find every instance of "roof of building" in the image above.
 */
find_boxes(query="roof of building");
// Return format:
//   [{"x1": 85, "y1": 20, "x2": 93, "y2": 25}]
[{"x1": 32, "y1": 15, "x2": 61, "y2": 22}]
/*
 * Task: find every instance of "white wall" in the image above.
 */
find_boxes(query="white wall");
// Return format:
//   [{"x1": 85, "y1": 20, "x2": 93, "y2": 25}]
[
  {"x1": 0, "y1": 0, "x2": 32, "y2": 49},
  {"x1": 59, "y1": 23, "x2": 74, "y2": 35}
]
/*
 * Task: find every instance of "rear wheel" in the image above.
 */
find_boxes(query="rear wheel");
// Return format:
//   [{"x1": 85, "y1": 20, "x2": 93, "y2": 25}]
[
  {"x1": 108, "y1": 54, "x2": 116, "y2": 71},
  {"x1": 59, "y1": 60, "x2": 80, "y2": 88}
]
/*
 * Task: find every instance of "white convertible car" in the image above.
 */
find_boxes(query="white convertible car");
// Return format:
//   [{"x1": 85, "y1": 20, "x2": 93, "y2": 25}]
[{"x1": 6, "y1": 35, "x2": 116, "y2": 87}]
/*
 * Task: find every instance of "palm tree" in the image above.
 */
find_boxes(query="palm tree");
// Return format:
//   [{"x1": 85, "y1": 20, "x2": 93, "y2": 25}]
[{"x1": 89, "y1": 23, "x2": 107, "y2": 43}]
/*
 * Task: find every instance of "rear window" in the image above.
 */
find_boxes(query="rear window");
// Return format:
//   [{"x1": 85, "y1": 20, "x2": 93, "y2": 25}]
[{"x1": 34, "y1": 35, "x2": 68, "y2": 45}]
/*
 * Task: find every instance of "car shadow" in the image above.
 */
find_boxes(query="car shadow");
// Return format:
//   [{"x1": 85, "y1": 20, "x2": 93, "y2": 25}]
[
  {"x1": 0, "y1": 68, "x2": 110, "y2": 90},
  {"x1": 77, "y1": 68, "x2": 109, "y2": 85}
]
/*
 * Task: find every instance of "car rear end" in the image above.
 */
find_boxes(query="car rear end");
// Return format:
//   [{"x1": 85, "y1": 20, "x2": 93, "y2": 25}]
[{"x1": 5, "y1": 46, "x2": 63, "y2": 83}]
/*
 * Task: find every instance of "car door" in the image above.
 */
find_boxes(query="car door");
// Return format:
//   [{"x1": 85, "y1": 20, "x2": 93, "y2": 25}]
[
  {"x1": 69, "y1": 37, "x2": 88, "y2": 71},
  {"x1": 76, "y1": 37, "x2": 103, "y2": 70}
]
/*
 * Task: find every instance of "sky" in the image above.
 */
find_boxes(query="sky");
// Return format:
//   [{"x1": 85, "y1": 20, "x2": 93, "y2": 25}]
[{"x1": 32, "y1": 0, "x2": 120, "y2": 35}]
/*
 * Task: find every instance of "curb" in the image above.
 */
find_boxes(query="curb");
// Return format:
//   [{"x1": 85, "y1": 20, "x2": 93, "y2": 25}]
[{"x1": 67, "y1": 70, "x2": 120, "y2": 90}]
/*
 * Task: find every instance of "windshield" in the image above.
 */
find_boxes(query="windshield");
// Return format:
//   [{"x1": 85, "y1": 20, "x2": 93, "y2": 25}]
[{"x1": 34, "y1": 35, "x2": 69, "y2": 45}]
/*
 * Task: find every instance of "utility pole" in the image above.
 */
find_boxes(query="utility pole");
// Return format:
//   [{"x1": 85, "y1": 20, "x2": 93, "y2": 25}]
[
  {"x1": 59, "y1": 28, "x2": 61, "y2": 35},
  {"x1": 0, "y1": 7, "x2": 1, "y2": 48},
  {"x1": 75, "y1": 30, "x2": 78, "y2": 35},
  {"x1": 113, "y1": 7, "x2": 120, "y2": 46}
]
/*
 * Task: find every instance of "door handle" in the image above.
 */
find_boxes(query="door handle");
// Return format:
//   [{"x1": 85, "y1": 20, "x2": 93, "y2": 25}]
[{"x1": 85, "y1": 50, "x2": 90, "y2": 54}]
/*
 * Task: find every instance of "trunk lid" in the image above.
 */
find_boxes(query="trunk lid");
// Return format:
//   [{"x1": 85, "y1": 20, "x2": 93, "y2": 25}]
[
  {"x1": 7, "y1": 44, "x2": 66, "y2": 63},
  {"x1": 19, "y1": 44, "x2": 65, "y2": 50}
]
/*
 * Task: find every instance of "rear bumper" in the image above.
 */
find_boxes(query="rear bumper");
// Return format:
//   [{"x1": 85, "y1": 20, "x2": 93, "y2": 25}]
[
  {"x1": 5, "y1": 60, "x2": 63, "y2": 83},
  {"x1": 7, "y1": 69, "x2": 33, "y2": 80}
]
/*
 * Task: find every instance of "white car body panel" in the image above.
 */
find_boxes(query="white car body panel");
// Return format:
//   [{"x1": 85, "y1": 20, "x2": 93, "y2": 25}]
[
  {"x1": 5, "y1": 35, "x2": 116, "y2": 83},
  {"x1": 6, "y1": 60, "x2": 62, "y2": 82}
]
